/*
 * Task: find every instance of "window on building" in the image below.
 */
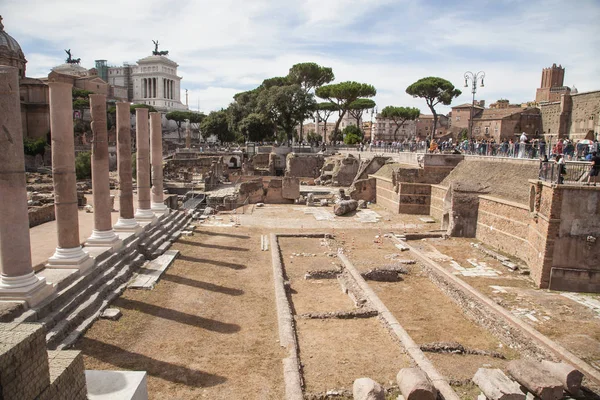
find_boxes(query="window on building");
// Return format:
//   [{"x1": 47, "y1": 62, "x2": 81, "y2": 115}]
[{"x1": 456, "y1": 116, "x2": 460, "y2": 121}]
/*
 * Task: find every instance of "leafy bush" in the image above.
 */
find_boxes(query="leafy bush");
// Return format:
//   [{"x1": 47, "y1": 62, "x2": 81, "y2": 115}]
[
  {"x1": 344, "y1": 132, "x2": 362, "y2": 145},
  {"x1": 307, "y1": 130, "x2": 322, "y2": 144},
  {"x1": 23, "y1": 137, "x2": 47, "y2": 157},
  {"x1": 75, "y1": 151, "x2": 91, "y2": 179}
]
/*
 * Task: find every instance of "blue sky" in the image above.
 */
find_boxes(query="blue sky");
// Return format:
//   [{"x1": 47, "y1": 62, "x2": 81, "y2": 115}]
[{"x1": 3, "y1": 0, "x2": 600, "y2": 115}]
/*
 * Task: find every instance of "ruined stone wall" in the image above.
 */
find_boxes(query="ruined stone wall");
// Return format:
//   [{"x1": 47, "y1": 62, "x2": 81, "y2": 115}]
[
  {"x1": 476, "y1": 196, "x2": 533, "y2": 272},
  {"x1": 540, "y1": 101, "x2": 562, "y2": 136},
  {"x1": 568, "y1": 91, "x2": 600, "y2": 140},
  {"x1": 238, "y1": 179, "x2": 264, "y2": 203},
  {"x1": 349, "y1": 178, "x2": 376, "y2": 202},
  {"x1": 397, "y1": 183, "x2": 431, "y2": 214},
  {"x1": 374, "y1": 176, "x2": 399, "y2": 213},
  {"x1": 549, "y1": 185, "x2": 600, "y2": 291},
  {"x1": 28, "y1": 203, "x2": 55, "y2": 227},
  {"x1": 285, "y1": 153, "x2": 324, "y2": 178},
  {"x1": 430, "y1": 185, "x2": 447, "y2": 221}
]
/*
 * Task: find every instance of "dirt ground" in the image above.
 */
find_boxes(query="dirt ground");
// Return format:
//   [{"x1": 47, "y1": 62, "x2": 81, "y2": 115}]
[
  {"x1": 76, "y1": 227, "x2": 286, "y2": 399},
  {"x1": 418, "y1": 237, "x2": 600, "y2": 374},
  {"x1": 72, "y1": 204, "x2": 600, "y2": 398}
]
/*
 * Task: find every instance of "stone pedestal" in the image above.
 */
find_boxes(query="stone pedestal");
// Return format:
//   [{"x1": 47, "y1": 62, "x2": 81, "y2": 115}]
[
  {"x1": 134, "y1": 108, "x2": 157, "y2": 225},
  {"x1": 113, "y1": 102, "x2": 142, "y2": 234},
  {"x1": 85, "y1": 95, "x2": 122, "y2": 249},
  {"x1": 46, "y1": 80, "x2": 94, "y2": 273},
  {"x1": 149, "y1": 112, "x2": 169, "y2": 215},
  {"x1": 0, "y1": 67, "x2": 54, "y2": 306}
]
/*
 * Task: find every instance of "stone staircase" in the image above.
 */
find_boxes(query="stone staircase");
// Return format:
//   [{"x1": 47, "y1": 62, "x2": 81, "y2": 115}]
[{"x1": 13, "y1": 210, "x2": 191, "y2": 350}]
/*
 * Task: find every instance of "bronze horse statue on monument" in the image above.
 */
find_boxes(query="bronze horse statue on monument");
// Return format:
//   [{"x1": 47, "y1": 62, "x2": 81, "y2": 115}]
[{"x1": 65, "y1": 49, "x2": 81, "y2": 64}]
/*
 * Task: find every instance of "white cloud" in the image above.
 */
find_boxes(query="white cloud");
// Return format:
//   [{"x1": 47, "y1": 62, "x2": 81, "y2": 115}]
[{"x1": 2, "y1": 0, "x2": 599, "y2": 114}]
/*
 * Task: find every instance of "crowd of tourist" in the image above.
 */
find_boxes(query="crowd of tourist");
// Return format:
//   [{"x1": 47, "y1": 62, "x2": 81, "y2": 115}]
[{"x1": 356, "y1": 134, "x2": 599, "y2": 161}]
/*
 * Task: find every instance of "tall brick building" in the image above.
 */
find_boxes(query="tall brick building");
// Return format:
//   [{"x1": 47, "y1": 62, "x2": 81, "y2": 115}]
[{"x1": 535, "y1": 63, "x2": 571, "y2": 104}]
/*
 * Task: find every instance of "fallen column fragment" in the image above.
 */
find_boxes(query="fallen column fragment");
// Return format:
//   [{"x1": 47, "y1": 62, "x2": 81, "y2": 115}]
[
  {"x1": 540, "y1": 360, "x2": 583, "y2": 396},
  {"x1": 334, "y1": 199, "x2": 358, "y2": 216},
  {"x1": 472, "y1": 368, "x2": 525, "y2": 400},
  {"x1": 396, "y1": 368, "x2": 436, "y2": 400},
  {"x1": 506, "y1": 360, "x2": 563, "y2": 400}
]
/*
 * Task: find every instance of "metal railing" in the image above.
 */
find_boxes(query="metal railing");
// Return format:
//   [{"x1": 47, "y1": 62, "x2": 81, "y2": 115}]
[{"x1": 539, "y1": 161, "x2": 592, "y2": 185}]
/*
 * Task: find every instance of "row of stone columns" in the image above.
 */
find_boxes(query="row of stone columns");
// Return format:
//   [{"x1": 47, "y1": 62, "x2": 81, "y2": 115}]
[{"x1": 0, "y1": 66, "x2": 168, "y2": 307}]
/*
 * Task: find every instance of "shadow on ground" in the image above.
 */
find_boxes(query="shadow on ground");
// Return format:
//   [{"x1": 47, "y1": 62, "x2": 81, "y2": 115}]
[
  {"x1": 177, "y1": 255, "x2": 247, "y2": 270},
  {"x1": 115, "y1": 298, "x2": 241, "y2": 333},
  {"x1": 79, "y1": 337, "x2": 227, "y2": 387},
  {"x1": 162, "y1": 273, "x2": 244, "y2": 296}
]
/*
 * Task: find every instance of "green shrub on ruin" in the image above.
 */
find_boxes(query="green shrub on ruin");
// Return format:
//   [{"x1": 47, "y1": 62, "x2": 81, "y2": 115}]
[{"x1": 75, "y1": 151, "x2": 92, "y2": 179}]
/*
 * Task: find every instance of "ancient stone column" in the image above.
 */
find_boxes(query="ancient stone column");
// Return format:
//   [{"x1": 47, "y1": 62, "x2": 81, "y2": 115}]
[
  {"x1": 0, "y1": 67, "x2": 53, "y2": 306},
  {"x1": 185, "y1": 119, "x2": 191, "y2": 149},
  {"x1": 113, "y1": 102, "x2": 142, "y2": 233},
  {"x1": 85, "y1": 95, "x2": 122, "y2": 249},
  {"x1": 150, "y1": 112, "x2": 169, "y2": 215},
  {"x1": 134, "y1": 108, "x2": 156, "y2": 224},
  {"x1": 46, "y1": 80, "x2": 94, "y2": 272}
]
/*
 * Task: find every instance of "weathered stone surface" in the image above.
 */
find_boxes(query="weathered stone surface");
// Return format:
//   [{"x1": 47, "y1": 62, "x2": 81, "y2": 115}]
[
  {"x1": 334, "y1": 199, "x2": 358, "y2": 216},
  {"x1": 396, "y1": 368, "x2": 436, "y2": 400},
  {"x1": 540, "y1": 360, "x2": 583, "y2": 396},
  {"x1": 353, "y1": 377, "x2": 385, "y2": 400},
  {"x1": 358, "y1": 200, "x2": 367, "y2": 209},
  {"x1": 100, "y1": 308, "x2": 122, "y2": 321},
  {"x1": 472, "y1": 368, "x2": 525, "y2": 400},
  {"x1": 320, "y1": 199, "x2": 328, "y2": 207},
  {"x1": 282, "y1": 177, "x2": 300, "y2": 200},
  {"x1": 506, "y1": 360, "x2": 563, "y2": 400}
]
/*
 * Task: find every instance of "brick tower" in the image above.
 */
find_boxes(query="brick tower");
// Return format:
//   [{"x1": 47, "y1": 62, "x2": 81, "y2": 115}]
[{"x1": 535, "y1": 63, "x2": 570, "y2": 103}]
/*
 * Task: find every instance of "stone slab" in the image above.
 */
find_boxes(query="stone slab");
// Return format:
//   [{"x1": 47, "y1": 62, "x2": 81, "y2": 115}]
[
  {"x1": 85, "y1": 370, "x2": 148, "y2": 400},
  {"x1": 128, "y1": 250, "x2": 179, "y2": 289}
]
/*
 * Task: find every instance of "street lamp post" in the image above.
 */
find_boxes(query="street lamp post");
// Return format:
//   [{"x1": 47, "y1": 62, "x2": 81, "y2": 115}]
[{"x1": 464, "y1": 71, "x2": 485, "y2": 141}]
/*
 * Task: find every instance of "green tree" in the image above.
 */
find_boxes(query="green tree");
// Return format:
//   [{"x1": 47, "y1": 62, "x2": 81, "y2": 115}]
[
  {"x1": 129, "y1": 104, "x2": 157, "y2": 114},
  {"x1": 166, "y1": 110, "x2": 206, "y2": 141},
  {"x1": 287, "y1": 62, "x2": 335, "y2": 142},
  {"x1": 342, "y1": 124, "x2": 363, "y2": 145},
  {"x1": 380, "y1": 106, "x2": 421, "y2": 140},
  {"x1": 258, "y1": 84, "x2": 315, "y2": 145},
  {"x1": 23, "y1": 137, "x2": 47, "y2": 158},
  {"x1": 348, "y1": 98, "x2": 376, "y2": 131},
  {"x1": 306, "y1": 130, "x2": 322, "y2": 144},
  {"x1": 200, "y1": 110, "x2": 234, "y2": 143},
  {"x1": 315, "y1": 81, "x2": 376, "y2": 143},
  {"x1": 406, "y1": 77, "x2": 461, "y2": 140},
  {"x1": 239, "y1": 113, "x2": 275, "y2": 142},
  {"x1": 316, "y1": 102, "x2": 338, "y2": 144}
]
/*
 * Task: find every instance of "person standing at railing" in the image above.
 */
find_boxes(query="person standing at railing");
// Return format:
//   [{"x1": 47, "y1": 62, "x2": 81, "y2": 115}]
[
  {"x1": 586, "y1": 152, "x2": 600, "y2": 186},
  {"x1": 518, "y1": 132, "x2": 528, "y2": 158}
]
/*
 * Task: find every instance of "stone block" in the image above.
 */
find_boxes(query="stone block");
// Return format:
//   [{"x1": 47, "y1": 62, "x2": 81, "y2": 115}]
[
  {"x1": 0, "y1": 322, "x2": 50, "y2": 400},
  {"x1": 353, "y1": 377, "x2": 385, "y2": 400},
  {"x1": 101, "y1": 308, "x2": 122, "y2": 321},
  {"x1": 85, "y1": 370, "x2": 148, "y2": 400}
]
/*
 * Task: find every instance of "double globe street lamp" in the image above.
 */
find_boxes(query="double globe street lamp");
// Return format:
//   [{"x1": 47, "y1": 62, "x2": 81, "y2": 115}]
[{"x1": 464, "y1": 71, "x2": 485, "y2": 141}]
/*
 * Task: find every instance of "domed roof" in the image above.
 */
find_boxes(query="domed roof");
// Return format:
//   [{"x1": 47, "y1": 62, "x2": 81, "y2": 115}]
[
  {"x1": 52, "y1": 62, "x2": 89, "y2": 77},
  {"x1": 0, "y1": 16, "x2": 25, "y2": 60}
]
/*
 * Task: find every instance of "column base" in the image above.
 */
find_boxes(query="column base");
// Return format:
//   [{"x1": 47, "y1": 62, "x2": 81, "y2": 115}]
[
  {"x1": 46, "y1": 246, "x2": 95, "y2": 274},
  {"x1": 0, "y1": 272, "x2": 55, "y2": 308},
  {"x1": 86, "y1": 229, "x2": 123, "y2": 250},
  {"x1": 135, "y1": 208, "x2": 158, "y2": 226},
  {"x1": 113, "y1": 217, "x2": 143, "y2": 234},
  {"x1": 151, "y1": 202, "x2": 170, "y2": 216}
]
